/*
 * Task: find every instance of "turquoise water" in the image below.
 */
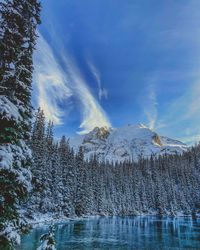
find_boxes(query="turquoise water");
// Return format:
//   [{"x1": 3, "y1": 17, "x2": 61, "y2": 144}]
[{"x1": 18, "y1": 216, "x2": 200, "y2": 249}]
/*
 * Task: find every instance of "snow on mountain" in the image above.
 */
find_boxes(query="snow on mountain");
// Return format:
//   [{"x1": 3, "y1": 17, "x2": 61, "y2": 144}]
[{"x1": 70, "y1": 124, "x2": 188, "y2": 162}]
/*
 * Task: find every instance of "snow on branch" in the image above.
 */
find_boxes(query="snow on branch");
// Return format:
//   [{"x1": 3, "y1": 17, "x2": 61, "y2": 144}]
[{"x1": 0, "y1": 95, "x2": 22, "y2": 122}]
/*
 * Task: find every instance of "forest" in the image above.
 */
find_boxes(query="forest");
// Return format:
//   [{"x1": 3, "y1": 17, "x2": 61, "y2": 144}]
[{"x1": 26, "y1": 109, "x2": 200, "y2": 218}]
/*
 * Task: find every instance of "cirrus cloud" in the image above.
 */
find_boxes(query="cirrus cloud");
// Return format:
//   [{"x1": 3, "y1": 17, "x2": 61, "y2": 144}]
[{"x1": 33, "y1": 32, "x2": 111, "y2": 134}]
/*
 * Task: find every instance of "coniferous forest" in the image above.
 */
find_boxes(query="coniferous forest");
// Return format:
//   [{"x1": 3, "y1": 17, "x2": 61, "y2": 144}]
[
  {"x1": 1, "y1": 0, "x2": 200, "y2": 250},
  {"x1": 27, "y1": 109, "x2": 200, "y2": 219}
]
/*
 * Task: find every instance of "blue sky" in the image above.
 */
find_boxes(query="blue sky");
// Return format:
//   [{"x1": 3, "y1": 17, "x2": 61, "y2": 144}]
[{"x1": 33, "y1": 0, "x2": 200, "y2": 144}]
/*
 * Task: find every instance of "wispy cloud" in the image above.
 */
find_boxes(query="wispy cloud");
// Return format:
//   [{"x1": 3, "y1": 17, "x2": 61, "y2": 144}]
[
  {"x1": 139, "y1": 69, "x2": 200, "y2": 144},
  {"x1": 157, "y1": 79, "x2": 200, "y2": 144},
  {"x1": 141, "y1": 82, "x2": 158, "y2": 130},
  {"x1": 87, "y1": 61, "x2": 108, "y2": 100},
  {"x1": 33, "y1": 34, "x2": 72, "y2": 125},
  {"x1": 33, "y1": 33, "x2": 111, "y2": 134},
  {"x1": 184, "y1": 81, "x2": 200, "y2": 120},
  {"x1": 61, "y1": 56, "x2": 111, "y2": 134}
]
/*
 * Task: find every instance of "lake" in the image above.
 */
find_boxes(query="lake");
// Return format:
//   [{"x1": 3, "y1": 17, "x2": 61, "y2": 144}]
[{"x1": 18, "y1": 216, "x2": 200, "y2": 249}]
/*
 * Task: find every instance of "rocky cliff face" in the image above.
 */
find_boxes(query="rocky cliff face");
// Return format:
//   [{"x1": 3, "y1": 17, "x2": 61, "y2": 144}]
[{"x1": 70, "y1": 124, "x2": 187, "y2": 162}]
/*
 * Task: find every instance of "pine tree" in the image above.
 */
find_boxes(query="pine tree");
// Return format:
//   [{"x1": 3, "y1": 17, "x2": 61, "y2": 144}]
[
  {"x1": 0, "y1": 0, "x2": 41, "y2": 248},
  {"x1": 74, "y1": 146, "x2": 85, "y2": 216},
  {"x1": 29, "y1": 109, "x2": 46, "y2": 212},
  {"x1": 37, "y1": 225, "x2": 56, "y2": 250},
  {"x1": 50, "y1": 143, "x2": 61, "y2": 213},
  {"x1": 57, "y1": 136, "x2": 69, "y2": 215},
  {"x1": 41, "y1": 121, "x2": 54, "y2": 213}
]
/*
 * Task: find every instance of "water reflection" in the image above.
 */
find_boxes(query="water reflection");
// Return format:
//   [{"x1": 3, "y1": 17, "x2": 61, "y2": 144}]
[{"x1": 19, "y1": 216, "x2": 200, "y2": 250}]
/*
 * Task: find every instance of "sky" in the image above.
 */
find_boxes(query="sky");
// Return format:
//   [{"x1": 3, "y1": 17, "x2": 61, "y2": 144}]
[{"x1": 33, "y1": 0, "x2": 200, "y2": 144}]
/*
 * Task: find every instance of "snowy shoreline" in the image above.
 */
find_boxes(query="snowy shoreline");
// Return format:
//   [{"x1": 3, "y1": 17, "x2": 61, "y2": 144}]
[
  {"x1": 27, "y1": 213, "x2": 101, "y2": 228},
  {"x1": 26, "y1": 212, "x2": 200, "y2": 229}
]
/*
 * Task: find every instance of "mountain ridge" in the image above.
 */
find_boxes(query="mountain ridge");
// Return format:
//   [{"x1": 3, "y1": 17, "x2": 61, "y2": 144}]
[{"x1": 70, "y1": 124, "x2": 187, "y2": 162}]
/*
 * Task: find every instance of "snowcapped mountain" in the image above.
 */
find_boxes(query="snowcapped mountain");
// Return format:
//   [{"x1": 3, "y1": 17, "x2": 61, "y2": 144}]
[{"x1": 70, "y1": 124, "x2": 188, "y2": 162}]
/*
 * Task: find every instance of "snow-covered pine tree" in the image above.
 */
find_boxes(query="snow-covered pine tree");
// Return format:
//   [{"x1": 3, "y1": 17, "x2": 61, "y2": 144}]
[
  {"x1": 0, "y1": 0, "x2": 40, "y2": 248},
  {"x1": 50, "y1": 143, "x2": 61, "y2": 213},
  {"x1": 74, "y1": 146, "x2": 85, "y2": 216},
  {"x1": 37, "y1": 225, "x2": 56, "y2": 250},
  {"x1": 30, "y1": 109, "x2": 46, "y2": 212},
  {"x1": 46, "y1": 121, "x2": 54, "y2": 154},
  {"x1": 57, "y1": 136, "x2": 69, "y2": 215},
  {"x1": 41, "y1": 121, "x2": 55, "y2": 212},
  {"x1": 58, "y1": 136, "x2": 75, "y2": 216}
]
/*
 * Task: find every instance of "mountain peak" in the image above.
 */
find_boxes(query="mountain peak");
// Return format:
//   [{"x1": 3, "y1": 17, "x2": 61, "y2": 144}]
[{"x1": 83, "y1": 126, "x2": 110, "y2": 142}]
